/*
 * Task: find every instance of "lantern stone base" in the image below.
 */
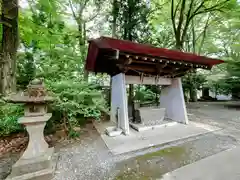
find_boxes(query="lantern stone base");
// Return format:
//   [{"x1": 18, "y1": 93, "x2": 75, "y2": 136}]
[
  {"x1": 6, "y1": 114, "x2": 57, "y2": 180},
  {"x1": 6, "y1": 148, "x2": 57, "y2": 180}
]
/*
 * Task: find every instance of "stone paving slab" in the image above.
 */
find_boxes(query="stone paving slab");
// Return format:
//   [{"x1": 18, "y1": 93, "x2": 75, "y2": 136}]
[
  {"x1": 160, "y1": 146, "x2": 240, "y2": 180},
  {"x1": 94, "y1": 121, "x2": 221, "y2": 155}
]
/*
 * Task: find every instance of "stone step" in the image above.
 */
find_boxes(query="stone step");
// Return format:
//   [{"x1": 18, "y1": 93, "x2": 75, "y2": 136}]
[
  {"x1": 7, "y1": 166, "x2": 54, "y2": 180},
  {"x1": 9, "y1": 148, "x2": 54, "y2": 177},
  {"x1": 6, "y1": 148, "x2": 58, "y2": 180}
]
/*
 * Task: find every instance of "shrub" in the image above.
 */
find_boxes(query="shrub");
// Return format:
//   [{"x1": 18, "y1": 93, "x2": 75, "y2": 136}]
[
  {"x1": 46, "y1": 80, "x2": 109, "y2": 130},
  {"x1": 0, "y1": 79, "x2": 109, "y2": 137},
  {"x1": 134, "y1": 86, "x2": 156, "y2": 103},
  {"x1": 0, "y1": 99, "x2": 24, "y2": 137}
]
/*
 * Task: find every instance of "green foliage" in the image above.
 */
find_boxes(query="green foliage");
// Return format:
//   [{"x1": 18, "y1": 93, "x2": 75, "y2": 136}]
[
  {"x1": 208, "y1": 78, "x2": 232, "y2": 95},
  {"x1": 149, "y1": 0, "x2": 239, "y2": 100},
  {"x1": 68, "y1": 129, "x2": 80, "y2": 139},
  {"x1": 135, "y1": 87, "x2": 155, "y2": 103},
  {"x1": 0, "y1": 116, "x2": 23, "y2": 136},
  {"x1": 35, "y1": 46, "x2": 81, "y2": 81},
  {"x1": 134, "y1": 85, "x2": 160, "y2": 104},
  {"x1": 47, "y1": 80, "x2": 108, "y2": 127},
  {"x1": 112, "y1": 0, "x2": 151, "y2": 41},
  {"x1": 182, "y1": 72, "x2": 207, "y2": 91},
  {"x1": 10, "y1": 0, "x2": 109, "y2": 138},
  {"x1": 210, "y1": 59, "x2": 240, "y2": 97},
  {"x1": 0, "y1": 100, "x2": 24, "y2": 136},
  {"x1": 182, "y1": 72, "x2": 207, "y2": 101},
  {"x1": 17, "y1": 52, "x2": 36, "y2": 89}
]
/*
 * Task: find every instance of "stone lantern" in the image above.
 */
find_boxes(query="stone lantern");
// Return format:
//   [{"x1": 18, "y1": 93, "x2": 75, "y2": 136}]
[{"x1": 5, "y1": 79, "x2": 56, "y2": 180}]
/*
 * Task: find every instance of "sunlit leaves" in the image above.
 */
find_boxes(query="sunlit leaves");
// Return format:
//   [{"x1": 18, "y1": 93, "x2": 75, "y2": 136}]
[
  {"x1": 17, "y1": 0, "x2": 240, "y2": 99},
  {"x1": 48, "y1": 80, "x2": 108, "y2": 120}
]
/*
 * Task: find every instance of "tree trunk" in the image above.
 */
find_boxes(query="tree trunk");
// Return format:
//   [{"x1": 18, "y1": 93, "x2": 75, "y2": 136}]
[
  {"x1": 82, "y1": 22, "x2": 89, "y2": 82},
  {"x1": 154, "y1": 85, "x2": 160, "y2": 106},
  {"x1": 108, "y1": 0, "x2": 119, "y2": 107},
  {"x1": 128, "y1": 84, "x2": 135, "y2": 120},
  {"x1": 77, "y1": 22, "x2": 88, "y2": 82},
  {"x1": 83, "y1": 70, "x2": 89, "y2": 82},
  {"x1": 184, "y1": 91, "x2": 189, "y2": 103},
  {"x1": 190, "y1": 87, "x2": 198, "y2": 102},
  {"x1": 112, "y1": 0, "x2": 118, "y2": 38},
  {"x1": 0, "y1": 0, "x2": 18, "y2": 95}
]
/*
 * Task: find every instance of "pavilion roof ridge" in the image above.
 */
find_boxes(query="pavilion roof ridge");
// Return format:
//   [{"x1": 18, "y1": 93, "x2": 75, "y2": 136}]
[
  {"x1": 86, "y1": 36, "x2": 224, "y2": 76},
  {"x1": 90, "y1": 36, "x2": 224, "y2": 66}
]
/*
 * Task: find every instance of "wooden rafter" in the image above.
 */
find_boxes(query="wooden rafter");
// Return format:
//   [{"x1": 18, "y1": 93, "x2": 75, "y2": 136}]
[
  {"x1": 121, "y1": 53, "x2": 210, "y2": 69},
  {"x1": 103, "y1": 51, "x2": 212, "y2": 77},
  {"x1": 156, "y1": 62, "x2": 168, "y2": 74}
]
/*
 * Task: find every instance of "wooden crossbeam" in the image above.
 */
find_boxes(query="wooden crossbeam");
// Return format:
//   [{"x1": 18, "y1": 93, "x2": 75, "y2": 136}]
[
  {"x1": 117, "y1": 64, "x2": 180, "y2": 75},
  {"x1": 131, "y1": 59, "x2": 155, "y2": 65},
  {"x1": 171, "y1": 67, "x2": 193, "y2": 77}
]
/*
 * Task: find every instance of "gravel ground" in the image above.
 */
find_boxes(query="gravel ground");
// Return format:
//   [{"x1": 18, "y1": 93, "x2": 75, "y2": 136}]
[
  {"x1": 53, "y1": 129, "x2": 115, "y2": 180},
  {"x1": 0, "y1": 154, "x2": 20, "y2": 180},
  {"x1": 1, "y1": 102, "x2": 240, "y2": 180},
  {"x1": 52, "y1": 102, "x2": 240, "y2": 180},
  {"x1": 187, "y1": 101, "x2": 240, "y2": 140},
  {"x1": 187, "y1": 101, "x2": 240, "y2": 129}
]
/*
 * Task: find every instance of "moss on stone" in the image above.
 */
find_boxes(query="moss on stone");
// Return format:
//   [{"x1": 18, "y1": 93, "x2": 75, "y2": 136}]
[{"x1": 136, "y1": 146, "x2": 186, "y2": 160}]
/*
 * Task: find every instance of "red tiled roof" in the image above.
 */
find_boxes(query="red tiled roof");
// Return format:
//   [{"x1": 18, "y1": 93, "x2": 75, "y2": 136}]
[{"x1": 86, "y1": 36, "x2": 224, "y2": 72}]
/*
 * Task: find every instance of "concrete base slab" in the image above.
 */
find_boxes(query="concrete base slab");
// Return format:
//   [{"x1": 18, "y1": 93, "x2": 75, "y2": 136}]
[
  {"x1": 160, "y1": 146, "x2": 240, "y2": 180},
  {"x1": 130, "y1": 121, "x2": 178, "y2": 132},
  {"x1": 6, "y1": 148, "x2": 57, "y2": 180},
  {"x1": 94, "y1": 121, "x2": 220, "y2": 155},
  {"x1": 106, "y1": 126, "x2": 123, "y2": 137}
]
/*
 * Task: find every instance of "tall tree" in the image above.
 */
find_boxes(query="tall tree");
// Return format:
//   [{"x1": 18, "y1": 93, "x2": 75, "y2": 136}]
[
  {"x1": 170, "y1": 0, "x2": 231, "y2": 50},
  {"x1": 110, "y1": 0, "x2": 150, "y2": 119},
  {"x1": 68, "y1": 0, "x2": 103, "y2": 81},
  {"x1": 169, "y1": 0, "x2": 232, "y2": 101},
  {"x1": 111, "y1": 0, "x2": 118, "y2": 38},
  {"x1": 0, "y1": 0, "x2": 19, "y2": 95},
  {"x1": 20, "y1": 0, "x2": 82, "y2": 82}
]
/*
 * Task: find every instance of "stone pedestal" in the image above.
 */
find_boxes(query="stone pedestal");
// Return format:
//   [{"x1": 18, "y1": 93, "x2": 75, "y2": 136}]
[
  {"x1": 110, "y1": 73, "x2": 129, "y2": 135},
  {"x1": 6, "y1": 114, "x2": 56, "y2": 180},
  {"x1": 160, "y1": 78, "x2": 188, "y2": 124}
]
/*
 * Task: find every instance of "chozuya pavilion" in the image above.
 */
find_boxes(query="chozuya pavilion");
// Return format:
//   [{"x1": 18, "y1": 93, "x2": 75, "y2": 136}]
[{"x1": 85, "y1": 36, "x2": 223, "y2": 136}]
